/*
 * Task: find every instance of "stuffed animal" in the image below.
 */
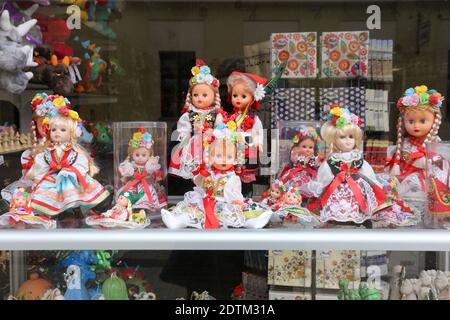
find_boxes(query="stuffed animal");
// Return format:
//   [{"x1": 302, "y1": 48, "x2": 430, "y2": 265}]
[
  {"x1": 34, "y1": 14, "x2": 73, "y2": 58},
  {"x1": 400, "y1": 279, "x2": 417, "y2": 300},
  {"x1": 30, "y1": 46, "x2": 81, "y2": 95},
  {"x1": 0, "y1": 10, "x2": 37, "y2": 94}
]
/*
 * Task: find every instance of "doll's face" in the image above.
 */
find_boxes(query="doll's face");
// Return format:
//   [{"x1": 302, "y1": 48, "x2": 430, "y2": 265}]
[
  {"x1": 231, "y1": 83, "x2": 254, "y2": 112},
  {"x1": 404, "y1": 110, "x2": 435, "y2": 139},
  {"x1": 50, "y1": 122, "x2": 71, "y2": 144},
  {"x1": 298, "y1": 138, "x2": 315, "y2": 157},
  {"x1": 284, "y1": 191, "x2": 302, "y2": 205},
  {"x1": 191, "y1": 84, "x2": 215, "y2": 109},
  {"x1": 210, "y1": 140, "x2": 236, "y2": 171},
  {"x1": 335, "y1": 131, "x2": 356, "y2": 152},
  {"x1": 132, "y1": 148, "x2": 150, "y2": 166},
  {"x1": 13, "y1": 195, "x2": 27, "y2": 208},
  {"x1": 117, "y1": 195, "x2": 129, "y2": 208},
  {"x1": 269, "y1": 186, "x2": 283, "y2": 199}
]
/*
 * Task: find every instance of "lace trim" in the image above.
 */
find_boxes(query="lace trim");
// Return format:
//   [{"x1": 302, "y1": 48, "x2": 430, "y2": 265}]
[{"x1": 329, "y1": 150, "x2": 362, "y2": 163}]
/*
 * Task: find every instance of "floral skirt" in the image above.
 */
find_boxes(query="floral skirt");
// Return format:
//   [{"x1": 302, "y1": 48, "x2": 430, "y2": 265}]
[{"x1": 0, "y1": 212, "x2": 56, "y2": 229}]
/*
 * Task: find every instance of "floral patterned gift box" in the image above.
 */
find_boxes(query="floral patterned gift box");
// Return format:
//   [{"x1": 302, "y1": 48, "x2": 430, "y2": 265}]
[
  {"x1": 316, "y1": 250, "x2": 361, "y2": 289},
  {"x1": 321, "y1": 31, "x2": 369, "y2": 79},
  {"x1": 271, "y1": 32, "x2": 318, "y2": 79},
  {"x1": 268, "y1": 250, "x2": 312, "y2": 287}
]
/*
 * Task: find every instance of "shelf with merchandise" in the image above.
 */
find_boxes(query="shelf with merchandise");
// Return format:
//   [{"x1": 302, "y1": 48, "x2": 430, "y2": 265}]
[{"x1": 0, "y1": 227, "x2": 450, "y2": 251}]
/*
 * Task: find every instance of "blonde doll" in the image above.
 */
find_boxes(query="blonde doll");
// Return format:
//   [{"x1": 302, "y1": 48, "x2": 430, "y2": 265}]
[
  {"x1": 169, "y1": 59, "x2": 225, "y2": 179},
  {"x1": 386, "y1": 85, "x2": 444, "y2": 214},
  {"x1": 226, "y1": 72, "x2": 267, "y2": 191},
  {"x1": 118, "y1": 128, "x2": 167, "y2": 212},
  {"x1": 162, "y1": 124, "x2": 271, "y2": 229},
  {"x1": 0, "y1": 187, "x2": 56, "y2": 229},
  {"x1": 301, "y1": 106, "x2": 389, "y2": 224},
  {"x1": 26, "y1": 96, "x2": 109, "y2": 216}
]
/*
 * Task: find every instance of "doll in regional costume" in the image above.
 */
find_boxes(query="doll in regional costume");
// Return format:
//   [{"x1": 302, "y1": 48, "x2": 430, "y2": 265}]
[
  {"x1": 226, "y1": 72, "x2": 267, "y2": 193},
  {"x1": 117, "y1": 128, "x2": 167, "y2": 212},
  {"x1": 169, "y1": 59, "x2": 224, "y2": 180},
  {"x1": 162, "y1": 124, "x2": 271, "y2": 229},
  {"x1": 26, "y1": 96, "x2": 109, "y2": 216},
  {"x1": 0, "y1": 187, "x2": 56, "y2": 229},
  {"x1": 261, "y1": 179, "x2": 286, "y2": 211},
  {"x1": 86, "y1": 190, "x2": 150, "y2": 229},
  {"x1": 386, "y1": 85, "x2": 444, "y2": 216},
  {"x1": 300, "y1": 106, "x2": 389, "y2": 225}
]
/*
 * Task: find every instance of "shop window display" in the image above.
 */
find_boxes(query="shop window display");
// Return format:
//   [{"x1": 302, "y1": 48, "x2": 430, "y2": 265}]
[{"x1": 0, "y1": 0, "x2": 450, "y2": 302}]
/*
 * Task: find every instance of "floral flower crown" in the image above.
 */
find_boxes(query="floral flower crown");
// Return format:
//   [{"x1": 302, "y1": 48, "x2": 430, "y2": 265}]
[
  {"x1": 31, "y1": 93, "x2": 80, "y2": 125},
  {"x1": 13, "y1": 187, "x2": 29, "y2": 198},
  {"x1": 190, "y1": 59, "x2": 220, "y2": 90},
  {"x1": 293, "y1": 126, "x2": 320, "y2": 145},
  {"x1": 287, "y1": 186, "x2": 301, "y2": 196},
  {"x1": 128, "y1": 128, "x2": 153, "y2": 150},
  {"x1": 327, "y1": 104, "x2": 362, "y2": 129},
  {"x1": 396, "y1": 85, "x2": 445, "y2": 112},
  {"x1": 272, "y1": 179, "x2": 286, "y2": 192}
]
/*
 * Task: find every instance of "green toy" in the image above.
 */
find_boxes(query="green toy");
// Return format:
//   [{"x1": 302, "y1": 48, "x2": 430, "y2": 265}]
[
  {"x1": 338, "y1": 278, "x2": 383, "y2": 300},
  {"x1": 102, "y1": 273, "x2": 129, "y2": 300}
]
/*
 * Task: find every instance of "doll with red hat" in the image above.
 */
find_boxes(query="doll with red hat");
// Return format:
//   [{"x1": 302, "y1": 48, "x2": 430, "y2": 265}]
[
  {"x1": 169, "y1": 59, "x2": 225, "y2": 180},
  {"x1": 226, "y1": 71, "x2": 267, "y2": 192}
]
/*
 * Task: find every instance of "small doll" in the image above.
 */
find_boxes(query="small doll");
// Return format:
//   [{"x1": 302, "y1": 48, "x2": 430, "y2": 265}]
[
  {"x1": 26, "y1": 95, "x2": 110, "y2": 216},
  {"x1": 226, "y1": 72, "x2": 267, "y2": 193},
  {"x1": 118, "y1": 128, "x2": 167, "y2": 212},
  {"x1": 85, "y1": 190, "x2": 150, "y2": 229},
  {"x1": 386, "y1": 85, "x2": 444, "y2": 214},
  {"x1": 427, "y1": 153, "x2": 450, "y2": 228},
  {"x1": 261, "y1": 179, "x2": 286, "y2": 210},
  {"x1": 169, "y1": 59, "x2": 224, "y2": 180},
  {"x1": 274, "y1": 187, "x2": 320, "y2": 228},
  {"x1": 0, "y1": 187, "x2": 56, "y2": 229},
  {"x1": 301, "y1": 106, "x2": 389, "y2": 225},
  {"x1": 162, "y1": 124, "x2": 272, "y2": 229}
]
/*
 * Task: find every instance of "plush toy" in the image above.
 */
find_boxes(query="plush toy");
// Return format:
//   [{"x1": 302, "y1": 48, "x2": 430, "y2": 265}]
[
  {"x1": 0, "y1": 10, "x2": 37, "y2": 94},
  {"x1": 34, "y1": 14, "x2": 73, "y2": 58}
]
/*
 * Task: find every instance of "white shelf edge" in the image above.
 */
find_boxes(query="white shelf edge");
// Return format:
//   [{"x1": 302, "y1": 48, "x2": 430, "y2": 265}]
[{"x1": 0, "y1": 228, "x2": 450, "y2": 251}]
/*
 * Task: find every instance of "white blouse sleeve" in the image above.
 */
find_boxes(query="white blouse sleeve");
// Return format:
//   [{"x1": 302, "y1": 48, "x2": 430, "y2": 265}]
[
  {"x1": 71, "y1": 152, "x2": 89, "y2": 176},
  {"x1": 175, "y1": 112, "x2": 192, "y2": 141},
  {"x1": 118, "y1": 160, "x2": 135, "y2": 177},
  {"x1": 251, "y1": 116, "x2": 264, "y2": 149},
  {"x1": 224, "y1": 175, "x2": 244, "y2": 204},
  {"x1": 300, "y1": 161, "x2": 334, "y2": 197},
  {"x1": 214, "y1": 112, "x2": 223, "y2": 127},
  {"x1": 145, "y1": 156, "x2": 161, "y2": 173},
  {"x1": 26, "y1": 152, "x2": 49, "y2": 183},
  {"x1": 386, "y1": 145, "x2": 396, "y2": 160},
  {"x1": 360, "y1": 160, "x2": 383, "y2": 188}
]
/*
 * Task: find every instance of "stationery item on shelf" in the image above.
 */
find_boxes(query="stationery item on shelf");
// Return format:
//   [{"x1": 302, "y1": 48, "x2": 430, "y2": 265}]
[
  {"x1": 270, "y1": 88, "x2": 317, "y2": 128},
  {"x1": 300, "y1": 106, "x2": 389, "y2": 224},
  {"x1": 0, "y1": 10, "x2": 37, "y2": 94},
  {"x1": 244, "y1": 40, "x2": 271, "y2": 78},
  {"x1": 267, "y1": 250, "x2": 312, "y2": 287},
  {"x1": 316, "y1": 250, "x2": 361, "y2": 289},
  {"x1": 242, "y1": 272, "x2": 268, "y2": 300},
  {"x1": 162, "y1": 125, "x2": 272, "y2": 229},
  {"x1": 0, "y1": 187, "x2": 56, "y2": 229},
  {"x1": 386, "y1": 85, "x2": 444, "y2": 216},
  {"x1": 25, "y1": 94, "x2": 110, "y2": 216},
  {"x1": 365, "y1": 89, "x2": 390, "y2": 132},
  {"x1": 368, "y1": 39, "x2": 393, "y2": 82},
  {"x1": 85, "y1": 190, "x2": 151, "y2": 229},
  {"x1": 319, "y1": 87, "x2": 366, "y2": 128},
  {"x1": 320, "y1": 31, "x2": 369, "y2": 79},
  {"x1": 269, "y1": 289, "x2": 312, "y2": 300},
  {"x1": 270, "y1": 32, "x2": 317, "y2": 78},
  {"x1": 169, "y1": 59, "x2": 224, "y2": 180},
  {"x1": 426, "y1": 142, "x2": 450, "y2": 228}
]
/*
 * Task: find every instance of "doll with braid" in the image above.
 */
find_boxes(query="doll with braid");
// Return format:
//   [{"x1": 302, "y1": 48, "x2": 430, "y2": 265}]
[
  {"x1": 168, "y1": 59, "x2": 225, "y2": 180},
  {"x1": 386, "y1": 85, "x2": 444, "y2": 214}
]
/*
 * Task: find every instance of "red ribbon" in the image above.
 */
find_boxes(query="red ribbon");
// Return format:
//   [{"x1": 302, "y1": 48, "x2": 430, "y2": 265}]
[
  {"x1": 35, "y1": 149, "x2": 88, "y2": 191},
  {"x1": 123, "y1": 170, "x2": 154, "y2": 203},
  {"x1": 192, "y1": 162, "x2": 210, "y2": 177},
  {"x1": 211, "y1": 167, "x2": 235, "y2": 175},
  {"x1": 280, "y1": 163, "x2": 317, "y2": 184},
  {"x1": 203, "y1": 189, "x2": 219, "y2": 229},
  {"x1": 321, "y1": 163, "x2": 368, "y2": 212}
]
